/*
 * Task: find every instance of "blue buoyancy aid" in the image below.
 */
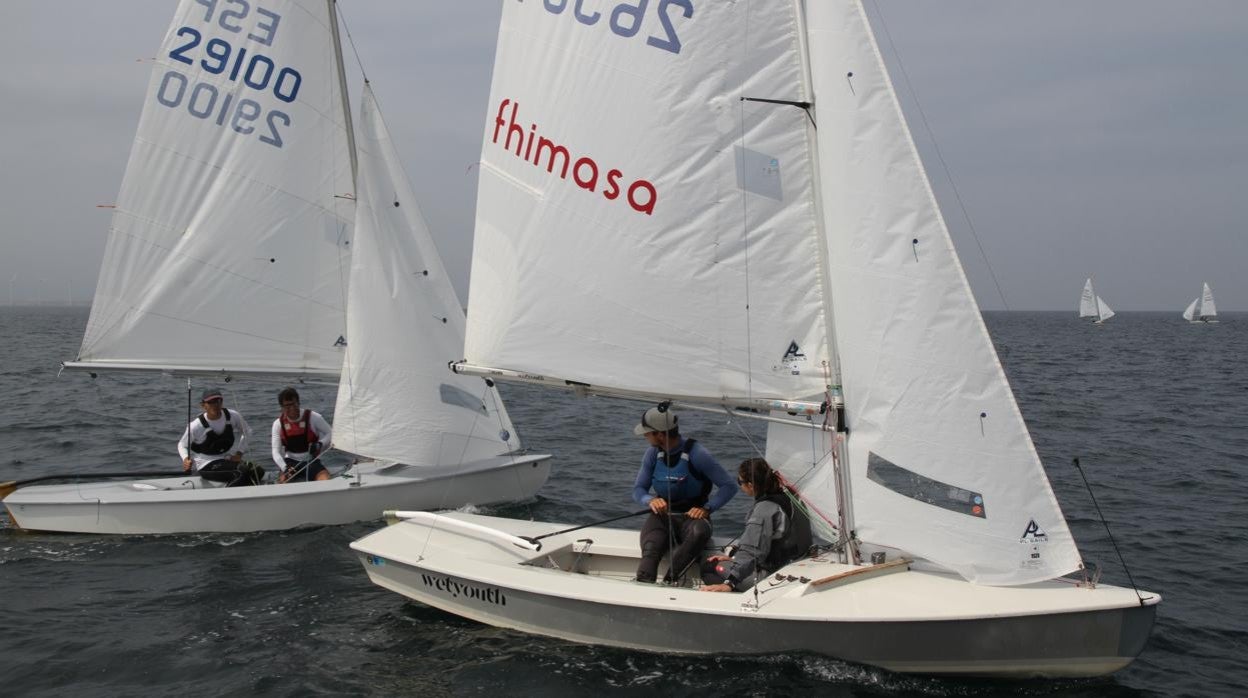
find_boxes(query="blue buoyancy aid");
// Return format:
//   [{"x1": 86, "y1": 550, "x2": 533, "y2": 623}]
[{"x1": 651, "y1": 438, "x2": 711, "y2": 510}]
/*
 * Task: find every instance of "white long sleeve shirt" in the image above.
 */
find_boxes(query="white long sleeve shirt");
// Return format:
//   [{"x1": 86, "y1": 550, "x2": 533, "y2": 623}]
[
  {"x1": 177, "y1": 409, "x2": 252, "y2": 471},
  {"x1": 270, "y1": 410, "x2": 333, "y2": 472}
]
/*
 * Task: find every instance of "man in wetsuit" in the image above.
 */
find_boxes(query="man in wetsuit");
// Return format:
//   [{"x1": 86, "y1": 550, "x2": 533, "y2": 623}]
[
  {"x1": 631, "y1": 405, "x2": 737, "y2": 584},
  {"x1": 178, "y1": 388, "x2": 261, "y2": 486}
]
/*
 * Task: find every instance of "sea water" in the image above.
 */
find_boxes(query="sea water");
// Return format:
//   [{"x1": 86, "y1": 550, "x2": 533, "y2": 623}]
[{"x1": 2, "y1": 307, "x2": 1244, "y2": 696}]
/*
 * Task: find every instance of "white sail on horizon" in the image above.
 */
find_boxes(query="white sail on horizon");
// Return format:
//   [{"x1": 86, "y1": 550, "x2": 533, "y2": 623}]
[
  {"x1": 1079, "y1": 278, "x2": 1114, "y2": 323},
  {"x1": 1183, "y1": 282, "x2": 1217, "y2": 321}
]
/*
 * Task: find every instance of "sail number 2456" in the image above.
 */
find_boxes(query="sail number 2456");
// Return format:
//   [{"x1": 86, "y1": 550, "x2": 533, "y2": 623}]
[{"x1": 535, "y1": 0, "x2": 694, "y2": 55}]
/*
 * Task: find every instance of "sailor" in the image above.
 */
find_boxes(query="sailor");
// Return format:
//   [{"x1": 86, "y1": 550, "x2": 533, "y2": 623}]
[
  {"x1": 700, "y1": 457, "x2": 813, "y2": 593},
  {"x1": 631, "y1": 404, "x2": 737, "y2": 584},
  {"x1": 270, "y1": 387, "x2": 333, "y2": 483},
  {"x1": 178, "y1": 388, "x2": 261, "y2": 486}
]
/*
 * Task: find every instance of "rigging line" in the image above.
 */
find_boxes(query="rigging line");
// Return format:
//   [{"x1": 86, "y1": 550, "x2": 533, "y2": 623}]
[
  {"x1": 480, "y1": 378, "x2": 538, "y2": 523},
  {"x1": 866, "y1": 0, "x2": 1011, "y2": 311},
  {"x1": 737, "y1": 4, "x2": 755, "y2": 403},
  {"x1": 334, "y1": 0, "x2": 370, "y2": 83},
  {"x1": 1072, "y1": 457, "x2": 1147, "y2": 605}
]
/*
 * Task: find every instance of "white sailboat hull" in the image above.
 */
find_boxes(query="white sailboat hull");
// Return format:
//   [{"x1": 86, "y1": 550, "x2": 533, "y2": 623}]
[
  {"x1": 351, "y1": 513, "x2": 1158, "y2": 678},
  {"x1": 5, "y1": 456, "x2": 550, "y2": 535}
]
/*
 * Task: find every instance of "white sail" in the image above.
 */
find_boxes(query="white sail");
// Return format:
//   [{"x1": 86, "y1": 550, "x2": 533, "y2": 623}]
[
  {"x1": 75, "y1": 0, "x2": 353, "y2": 376},
  {"x1": 788, "y1": 1, "x2": 1081, "y2": 585},
  {"x1": 1182, "y1": 298, "x2": 1199, "y2": 321},
  {"x1": 1200, "y1": 282, "x2": 1217, "y2": 319},
  {"x1": 332, "y1": 86, "x2": 520, "y2": 466},
  {"x1": 463, "y1": 2, "x2": 833, "y2": 403},
  {"x1": 1079, "y1": 278, "x2": 1099, "y2": 318},
  {"x1": 1096, "y1": 296, "x2": 1116, "y2": 322}
]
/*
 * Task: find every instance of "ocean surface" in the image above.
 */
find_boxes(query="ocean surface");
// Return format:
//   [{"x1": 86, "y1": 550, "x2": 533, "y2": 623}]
[{"x1": 1, "y1": 307, "x2": 1244, "y2": 697}]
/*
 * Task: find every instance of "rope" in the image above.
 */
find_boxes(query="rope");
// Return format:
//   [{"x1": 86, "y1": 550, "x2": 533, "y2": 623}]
[
  {"x1": 867, "y1": 0, "x2": 1011, "y2": 311},
  {"x1": 334, "y1": 0, "x2": 370, "y2": 83},
  {"x1": 1072, "y1": 458, "x2": 1147, "y2": 605}
]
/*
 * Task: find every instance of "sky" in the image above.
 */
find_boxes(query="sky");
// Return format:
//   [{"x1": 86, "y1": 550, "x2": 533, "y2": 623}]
[{"x1": 1, "y1": 1, "x2": 1245, "y2": 312}]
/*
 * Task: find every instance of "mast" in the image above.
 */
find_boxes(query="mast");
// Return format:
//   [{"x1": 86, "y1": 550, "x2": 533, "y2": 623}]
[
  {"x1": 792, "y1": 0, "x2": 858, "y2": 563},
  {"x1": 328, "y1": 0, "x2": 358, "y2": 185}
]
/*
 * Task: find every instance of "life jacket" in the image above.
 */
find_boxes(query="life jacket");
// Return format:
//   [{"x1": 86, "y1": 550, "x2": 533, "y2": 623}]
[
  {"x1": 190, "y1": 410, "x2": 235, "y2": 455},
  {"x1": 760, "y1": 490, "x2": 814, "y2": 571},
  {"x1": 280, "y1": 409, "x2": 318, "y2": 454},
  {"x1": 651, "y1": 438, "x2": 711, "y2": 511}
]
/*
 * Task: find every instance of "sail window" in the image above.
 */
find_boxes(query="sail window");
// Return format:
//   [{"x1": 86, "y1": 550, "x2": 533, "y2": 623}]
[
  {"x1": 866, "y1": 452, "x2": 986, "y2": 519},
  {"x1": 439, "y1": 384, "x2": 487, "y2": 414}
]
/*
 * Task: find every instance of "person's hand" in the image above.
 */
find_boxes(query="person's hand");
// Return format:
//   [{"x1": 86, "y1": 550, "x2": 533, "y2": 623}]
[
  {"x1": 277, "y1": 469, "x2": 289, "y2": 484},
  {"x1": 706, "y1": 554, "x2": 730, "y2": 563},
  {"x1": 700, "y1": 583, "x2": 732, "y2": 593},
  {"x1": 648, "y1": 497, "x2": 668, "y2": 514},
  {"x1": 686, "y1": 506, "x2": 709, "y2": 520},
  {"x1": 228, "y1": 452, "x2": 242, "y2": 462},
  {"x1": 182, "y1": 457, "x2": 193, "y2": 473}
]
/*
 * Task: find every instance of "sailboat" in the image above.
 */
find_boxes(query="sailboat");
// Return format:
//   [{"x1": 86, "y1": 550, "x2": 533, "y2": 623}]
[
  {"x1": 2, "y1": 0, "x2": 549, "y2": 534},
  {"x1": 1079, "y1": 278, "x2": 1116, "y2": 324},
  {"x1": 1182, "y1": 282, "x2": 1218, "y2": 323},
  {"x1": 350, "y1": 1, "x2": 1157, "y2": 676}
]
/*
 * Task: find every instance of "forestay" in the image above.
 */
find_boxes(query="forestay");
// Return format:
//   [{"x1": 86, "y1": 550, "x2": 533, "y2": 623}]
[
  {"x1": 464, "y1": 1, "x2": 834, "y2": 403},
  {"x1": 75, "y1": 0, "x2": 353, "y2": 376},
  {"x1": 804, "y1": 1, "x2": 1081, "y2": 585},
  {"x1": 332, "y1": 86, "x2": 520, "y2": 466}
]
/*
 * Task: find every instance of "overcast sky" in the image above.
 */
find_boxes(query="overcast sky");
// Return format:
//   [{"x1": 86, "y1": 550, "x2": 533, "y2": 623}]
[{"x1": 2, "y1": 1, "x2": 1245, "y2": 311}]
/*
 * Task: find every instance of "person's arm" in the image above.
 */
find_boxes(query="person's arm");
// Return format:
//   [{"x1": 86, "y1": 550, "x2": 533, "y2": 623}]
[
  {"x1": 310, "y1": 411, "x2": 332, "y2": 450},
  {"x1": 692, "y1": 444, "x2": 738, "y2": 513},
  {"x1": 270, "y1": 419, "x2": 286, "y2": 470},
  {"x1": 631, "y1": 448, "x2": 657, "y2": 506},
  {"x1": 724, "y1": 501, "x2": 782, "y2": 589},
  {"x1": 178, "y1": 423, "x2": 194, "y2": 470}
]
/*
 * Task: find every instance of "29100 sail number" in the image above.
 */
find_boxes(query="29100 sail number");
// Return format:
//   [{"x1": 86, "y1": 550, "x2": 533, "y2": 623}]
[{"x1": 155, "y1": 26, "x2": 301, "y2": 148}]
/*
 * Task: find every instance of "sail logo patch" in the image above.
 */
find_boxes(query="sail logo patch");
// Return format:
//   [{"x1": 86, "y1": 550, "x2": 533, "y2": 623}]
[
  {"x1": 777, "y1": 340, "x2": 807, "y2": 375},
  {"x1": 1020, "y1": 519, "x2": 1048, "y2": 542}
]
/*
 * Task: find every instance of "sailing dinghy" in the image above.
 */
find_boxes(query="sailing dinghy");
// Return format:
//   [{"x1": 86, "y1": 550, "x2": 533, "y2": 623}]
[
  {"x1": 3, "y1": 0, "x2": 549, "y2": 534},
  {"x1": 1182, "y1": 282, "x2": 1218, "y2": 323},
  {"x1": 1079, "y1": 277, "x2": 1116, "y2": 324},
  {"x1": 350, "y1": 0, "x2": 1157, "y2": 676}
]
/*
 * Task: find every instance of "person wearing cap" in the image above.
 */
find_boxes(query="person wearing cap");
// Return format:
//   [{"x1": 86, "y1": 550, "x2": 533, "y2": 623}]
[
  {"x1": 177, "y1": 388, "x2": 261, "y2": 486},
  {"x1": 271, "y1": 387, "x2": 333, "y2": 483},
  {"x1": 631, "y1": 405, "x2": 737, "y2": 584}
]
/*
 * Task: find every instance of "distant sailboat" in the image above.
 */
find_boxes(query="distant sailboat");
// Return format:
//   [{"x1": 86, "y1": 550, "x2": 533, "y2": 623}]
[
  {"x1": 1079, "y1": 278, "x2": 1115, "y2": 323},
  {"x1": 1182, "y1": 282, "x2": 1218, "y2": 323}
]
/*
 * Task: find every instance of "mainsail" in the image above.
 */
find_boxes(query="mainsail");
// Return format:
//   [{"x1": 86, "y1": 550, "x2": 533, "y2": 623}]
[
  {"x1": 332, "y1": 86, "x2": 520, "y2": 465},
  {"x1": 463, "y1": 2, "x2": 832, "y2": 404},
  {"x1": 72, "y1": 0, "x2": 354, "y2": 376},
  {"x1": 464, "y1": 0, "x2": 1081, "y2": 585}
]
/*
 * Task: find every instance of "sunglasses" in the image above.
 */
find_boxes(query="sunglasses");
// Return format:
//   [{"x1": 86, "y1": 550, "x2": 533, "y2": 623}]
[{"x1": 281, "y1": 401, "x2": 298, "y2": 407}]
